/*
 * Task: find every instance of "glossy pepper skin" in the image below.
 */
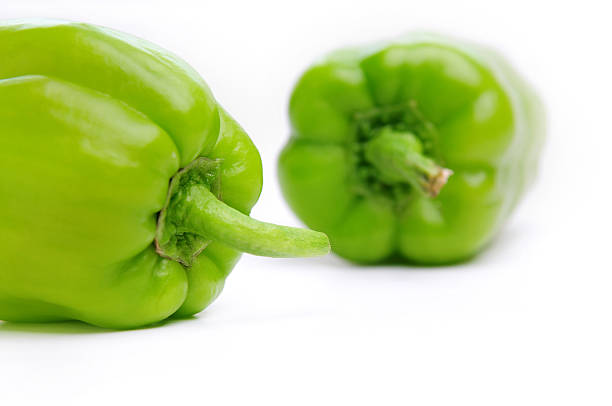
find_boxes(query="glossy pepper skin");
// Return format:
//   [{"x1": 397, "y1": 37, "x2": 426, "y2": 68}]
[
  {"x1": 0, "y1": 20, "x2": 328, "y2": 329},
  {"x1": 279, "y1": 34, "x2": 544, "y2": 264}
]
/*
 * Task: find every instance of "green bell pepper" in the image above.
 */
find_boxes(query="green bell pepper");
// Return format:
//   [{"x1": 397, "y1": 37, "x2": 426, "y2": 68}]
[
  {"x1": 0, "y1": 20, "x2": 329, "y2": 329},
  {"x1": 279, "y1": 34, "x2": 544, "y2": 264}
]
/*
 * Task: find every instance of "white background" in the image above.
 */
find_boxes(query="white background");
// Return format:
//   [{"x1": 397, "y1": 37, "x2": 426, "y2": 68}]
[{"x1": 1, "y1": 1, "x2": 611, "y2": 405}]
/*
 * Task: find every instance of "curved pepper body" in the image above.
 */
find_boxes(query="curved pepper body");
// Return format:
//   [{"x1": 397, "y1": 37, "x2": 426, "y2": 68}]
[
  {"x1": 0, "y1": 21, "x2": 267, "y2": 328},
  {"x1": 279, "y1": 35, "x2": 544, "y2": 264}
]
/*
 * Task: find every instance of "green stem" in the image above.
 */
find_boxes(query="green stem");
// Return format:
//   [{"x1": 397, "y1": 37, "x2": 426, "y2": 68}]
[
  {"x1": 363, "y1": 127, "x2": 452, "y2": 197},
  {"x1": 155, "y1": 158, "x2": 329, "y2": 266},
  {"x1": 182, "y1": 185, "x2": 329, "y2": 258}
]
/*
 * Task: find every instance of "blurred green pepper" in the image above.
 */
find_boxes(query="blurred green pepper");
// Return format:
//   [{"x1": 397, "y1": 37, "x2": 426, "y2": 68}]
[
  {"x1": 279, "y1": 34, "x2": 544, "y2": 264},
  {"x1": 0, "y1": 20, "x2": 328, "y2": 329}
]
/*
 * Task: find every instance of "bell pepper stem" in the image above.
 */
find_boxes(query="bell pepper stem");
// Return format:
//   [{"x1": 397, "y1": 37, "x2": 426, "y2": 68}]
[
  {"x1": 155, "y1": 158, "x2": 330, "y2": 266},
  {"x1": 363, "y1": 128, "x2": 452, "y2": 197},
  {"x1": 181, "y1": 184, "x2": 330, "y2": 258}
]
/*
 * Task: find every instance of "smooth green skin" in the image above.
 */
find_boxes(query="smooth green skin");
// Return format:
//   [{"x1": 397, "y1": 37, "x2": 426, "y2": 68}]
[
  {"x1": 279, "y1": 35, "x2": 545, "y2": 264},
  {"x1": 0, "y1": 21, "x2": 328, "y2": 329}
]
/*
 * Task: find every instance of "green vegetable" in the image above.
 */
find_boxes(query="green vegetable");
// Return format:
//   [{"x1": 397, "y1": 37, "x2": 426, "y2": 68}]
[
  {"x1": 279, "y1": 34, "x2": 544, "y2": 264},
  {"x1": 0, "y1": 20, "x2": 329, "y2": 329}
]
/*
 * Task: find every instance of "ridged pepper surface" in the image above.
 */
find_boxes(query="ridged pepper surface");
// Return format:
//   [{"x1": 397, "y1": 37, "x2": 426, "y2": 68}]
[
  {"x1": 0, "y1": 20, "x2": 328, "y2": 328},
  {"x1": 279, "y1": 35, "x2": 544, "y2": 264}
]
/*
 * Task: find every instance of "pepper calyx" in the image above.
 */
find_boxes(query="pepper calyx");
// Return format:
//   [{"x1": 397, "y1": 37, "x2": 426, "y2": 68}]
[{"x1": 155, "y1": 157, "x2": 222, "y2": 267}]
